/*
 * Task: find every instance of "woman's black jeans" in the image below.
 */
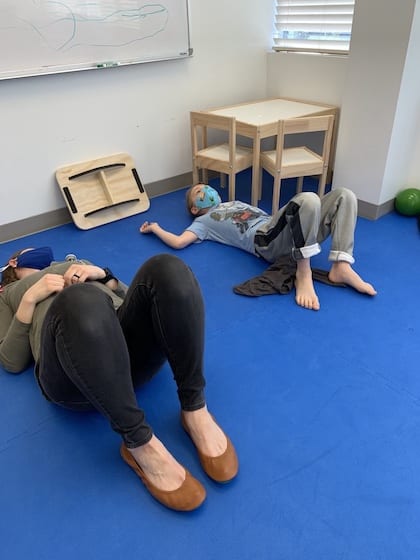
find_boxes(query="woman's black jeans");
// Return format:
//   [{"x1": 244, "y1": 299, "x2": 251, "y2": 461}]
[{"x1": 37, "y1": 254, "x2": 206, "y2": 448}]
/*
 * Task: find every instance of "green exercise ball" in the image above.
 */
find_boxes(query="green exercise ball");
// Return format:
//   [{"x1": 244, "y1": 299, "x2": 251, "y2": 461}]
[{"x1": 395, "y1": 188, "x2": 420, "y2": 216}]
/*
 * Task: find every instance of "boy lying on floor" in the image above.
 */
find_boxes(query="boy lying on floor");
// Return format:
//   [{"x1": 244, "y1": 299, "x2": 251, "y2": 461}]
[{"x1": 140, "y1": 184, "x2": 376, "y2": 311}]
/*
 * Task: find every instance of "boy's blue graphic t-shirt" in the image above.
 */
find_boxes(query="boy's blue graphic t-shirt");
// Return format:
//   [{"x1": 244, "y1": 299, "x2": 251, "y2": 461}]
[{"x1": 186, "y1": 201, "x2": 270, "y2": 255}]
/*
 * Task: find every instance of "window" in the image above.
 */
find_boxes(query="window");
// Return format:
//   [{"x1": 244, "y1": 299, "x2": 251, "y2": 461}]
[{"x1": 273, "y1": 0, "x2": 355, "y2": 54}]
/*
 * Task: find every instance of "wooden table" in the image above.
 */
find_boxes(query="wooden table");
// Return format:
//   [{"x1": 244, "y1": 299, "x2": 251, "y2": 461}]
[{"x1": 194, "y1": 97, "x2": 338, "y2": 206}]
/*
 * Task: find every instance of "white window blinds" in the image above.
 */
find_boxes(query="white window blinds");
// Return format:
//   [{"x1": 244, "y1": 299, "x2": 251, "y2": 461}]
[{"x1": 273, "y1": 0, "x2": 355, "y2": 54}]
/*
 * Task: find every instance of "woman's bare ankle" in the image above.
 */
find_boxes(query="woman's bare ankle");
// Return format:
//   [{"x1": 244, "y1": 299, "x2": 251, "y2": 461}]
[
  {"x1": 129, "y1": 435, "x2": 186, "y2": 491},
  {"x1": 182, "y1": 407, "x2": 227, "y2": 457}
]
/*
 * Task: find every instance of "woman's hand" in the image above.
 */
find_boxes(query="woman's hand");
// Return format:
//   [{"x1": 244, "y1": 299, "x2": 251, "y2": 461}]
[
  {"x1": 63, "y1": 264, "x2": 107, "y2": 286},
  {"x1": 23, "y1": 273, "x2": 65, "y2": 304},
  {"x1": 17, "y1": 273, "x2": 65, "y2": 324}
]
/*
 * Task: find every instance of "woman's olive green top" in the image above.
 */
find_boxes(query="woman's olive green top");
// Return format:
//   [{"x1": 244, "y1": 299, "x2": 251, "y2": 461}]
[{"x1": 0, "y1": 261, "x2": 127, "y2": 373}]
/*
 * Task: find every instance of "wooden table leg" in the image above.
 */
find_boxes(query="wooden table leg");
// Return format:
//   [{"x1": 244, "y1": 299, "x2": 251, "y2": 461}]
[{"x1": 251, "y1": 130, "x2": 261, "y2": 207}]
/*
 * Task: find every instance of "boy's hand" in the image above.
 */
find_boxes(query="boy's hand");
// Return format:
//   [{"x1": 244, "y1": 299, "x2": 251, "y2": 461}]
[
  {"x1": 139, "y1": 221, "x2": 197, "y2": 249},
  {"x1": 140, "y1": 221, "x2": 158, "y2": 234}
]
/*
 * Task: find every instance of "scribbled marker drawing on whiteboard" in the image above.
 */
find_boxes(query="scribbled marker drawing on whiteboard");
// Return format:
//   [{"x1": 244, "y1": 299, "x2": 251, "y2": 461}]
[{"x1": 0, "y1": 1, "x2": 169, "y2": 52}]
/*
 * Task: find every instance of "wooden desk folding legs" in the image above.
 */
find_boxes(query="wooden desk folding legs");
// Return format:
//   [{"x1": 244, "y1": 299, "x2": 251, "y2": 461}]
[{"x1": 56, "y1": 153, "x2": 149, "y2": 230}]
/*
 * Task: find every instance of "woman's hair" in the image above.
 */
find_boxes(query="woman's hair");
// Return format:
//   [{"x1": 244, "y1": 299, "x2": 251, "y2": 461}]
[{"x1": 1, "y1": 249, "x2": 25, "y2": 287}]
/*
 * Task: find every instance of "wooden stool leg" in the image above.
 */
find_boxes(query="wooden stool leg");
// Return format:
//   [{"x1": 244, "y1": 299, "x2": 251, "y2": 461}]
[
  {"x1": 228, "y1": 173, "x2": 236, "y2": 201},
  {"x1": 258, "y1": 167, "x2": 263, "y2": 201},
  {"x1": 272, "y1": 175, "x2": 281, "y2": 215},
  {"x1": 192, "y1": 165, "x2": 200, "y2": 186},
  {"x1": 297, "y1": 176, "x2": 304, "y2": 193},
  {"x1": 317, "y1": 170, "x2": 328, "y2": 197}
]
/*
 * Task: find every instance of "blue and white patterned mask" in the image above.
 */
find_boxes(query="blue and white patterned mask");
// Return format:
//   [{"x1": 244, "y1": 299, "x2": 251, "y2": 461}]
[{"x1": 195, "y1": 185, "x2": 221, "y2": 210}]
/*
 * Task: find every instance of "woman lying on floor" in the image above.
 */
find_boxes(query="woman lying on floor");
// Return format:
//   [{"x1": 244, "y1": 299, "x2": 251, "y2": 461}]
[{"x1": 0, "y1": 247, "x2": 238, "y2": 511}]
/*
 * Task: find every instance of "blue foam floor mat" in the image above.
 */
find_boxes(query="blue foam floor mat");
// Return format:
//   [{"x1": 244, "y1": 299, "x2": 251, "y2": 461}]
[{"x1": 1, "y1": 173, "x2": 420, "y2": 559}]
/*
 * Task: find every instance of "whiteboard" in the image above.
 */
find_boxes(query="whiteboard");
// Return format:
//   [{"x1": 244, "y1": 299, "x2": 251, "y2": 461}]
[{"x1": 0, "y1": 1, "x2": 192, "y2": 80}]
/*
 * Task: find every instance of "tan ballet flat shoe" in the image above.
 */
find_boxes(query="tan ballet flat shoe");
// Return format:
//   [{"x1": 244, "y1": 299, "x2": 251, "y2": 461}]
[
  {"x1": 181, "y1": 413, "x2": 239, "y2": 483},
  {"x1": 120, "y1": 444, "x2": 206, "y2": 511}
]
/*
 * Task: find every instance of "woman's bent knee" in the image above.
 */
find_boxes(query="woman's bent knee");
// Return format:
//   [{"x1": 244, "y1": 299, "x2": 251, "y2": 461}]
[
  {"x1": 47, "y1": 283, "x2": 115, "y2": 333},
  {"x1": 52, "y1": 283, "x2": 110, "y2": 312},
  {"x1": 134, "y1": 254, "x2": 199, "y2": 296},
  {"x1": 138, "y1": 253, "x2": 190, "y2": 276}
]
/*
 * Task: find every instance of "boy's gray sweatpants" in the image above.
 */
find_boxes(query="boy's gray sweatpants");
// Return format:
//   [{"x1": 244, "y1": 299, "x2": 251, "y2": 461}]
[{"x1": 253, "y1": 187, "x2": 357, "y2": 264}]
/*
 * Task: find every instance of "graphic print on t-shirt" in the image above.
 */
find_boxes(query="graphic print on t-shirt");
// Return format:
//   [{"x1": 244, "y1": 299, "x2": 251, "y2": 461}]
[{"x1": 209, "y1": 203, "x2": 266, "y2": 234}]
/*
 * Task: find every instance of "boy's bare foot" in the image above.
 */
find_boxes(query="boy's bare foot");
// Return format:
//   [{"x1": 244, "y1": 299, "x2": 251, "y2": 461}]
[
  {"x1": 295, "y1": 259, "x2": 320, "y2": 310},
  {"x1": 329, "y1": 262, "x2": 377, "y2": 295},
  {"x1": 129, "y1": 435, "x2": 186, "y2": 491}
]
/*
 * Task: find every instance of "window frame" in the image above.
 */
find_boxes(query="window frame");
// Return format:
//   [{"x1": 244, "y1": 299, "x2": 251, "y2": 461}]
[{"x1": 273, "y1": 0, "x2": 355, "y2": 56}]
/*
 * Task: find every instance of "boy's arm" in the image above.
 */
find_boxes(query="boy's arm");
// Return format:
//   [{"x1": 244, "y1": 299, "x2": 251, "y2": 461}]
[{"x1": 140, "y1": 221, "x2": 198, "y2": 249}]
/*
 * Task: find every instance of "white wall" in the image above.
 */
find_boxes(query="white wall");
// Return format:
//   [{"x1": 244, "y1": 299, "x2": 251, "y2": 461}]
[
  {"x1": 407, "y1": 129, "x2": 420, "y2": 186},
  {"x1": 333, "y1": 0, "x2": 417, "y2": 207},
  {"x1": 267, "y1": 51, "x2": 348, "y2": 107},
  {"x1": 3, "y1": 0, "x2": 420, "y2": 231},
  {"x1": 267, "y1": 0, "x2": 420, "y2": 214},
  {"x1": 383, "y1": 0, "x2": 420, "y2": 198},
  {"x1": 266, "y1": 51, "x2": 348, "y2": 171},
  {"x1": 0, "y1": 0, "x2": 275, "y2": 229}
]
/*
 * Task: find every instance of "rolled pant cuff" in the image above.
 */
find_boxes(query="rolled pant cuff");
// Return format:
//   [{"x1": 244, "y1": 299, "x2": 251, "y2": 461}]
[
  {"x1": 328, "y1": 250, "x2": 355, "y2": 264},
  {"x1": 293, "y1": 243, "x2": 321, "y2": 260}
]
